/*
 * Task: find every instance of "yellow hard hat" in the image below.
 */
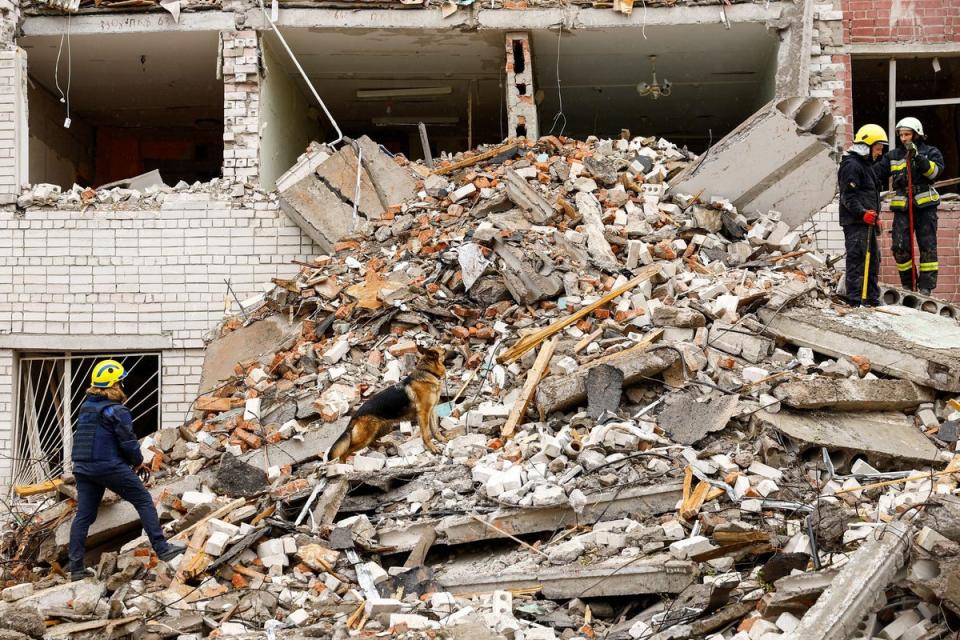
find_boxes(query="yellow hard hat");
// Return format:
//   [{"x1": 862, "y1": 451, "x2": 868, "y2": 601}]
[
  {"x1": 91, "y1": 359, "x2": 127, "y2": 388},
  {"x1": 853, "y1": 124, "x2": 888, "y2": 146}
]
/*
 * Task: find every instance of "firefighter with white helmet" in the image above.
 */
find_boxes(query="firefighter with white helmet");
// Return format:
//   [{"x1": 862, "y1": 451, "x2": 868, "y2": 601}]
[{"x1": 876, "y1": 116, "x2": 945, "y2": 295}]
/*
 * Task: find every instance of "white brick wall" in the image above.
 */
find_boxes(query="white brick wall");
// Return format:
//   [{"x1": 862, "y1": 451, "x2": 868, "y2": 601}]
[
  {"x1": 0, "y1": 192, "x2": 322, "y2": 488},
  {"x1": 0, "y1": 47, "x2": 27, "y2": 205},
  {"x1": 811, "y1": 201, "x2": 846, "y2": 268},
  {"x1": 0, "y1": 348, "x2": 14, "y2": 489}
]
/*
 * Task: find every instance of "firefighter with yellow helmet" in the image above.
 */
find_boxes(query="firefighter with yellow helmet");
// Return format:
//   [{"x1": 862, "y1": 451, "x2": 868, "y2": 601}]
[
  {"x1": 838, "y1": 124, "x2": 887, "y2": 306},
  {"x1": 876, "y1": 117, "x2": 945, "y2": 295}
]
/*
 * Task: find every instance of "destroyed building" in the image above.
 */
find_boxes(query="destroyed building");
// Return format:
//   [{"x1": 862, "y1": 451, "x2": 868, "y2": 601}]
[{"x1": 0, "y1": 0, "x2": 959, "y2": 638}]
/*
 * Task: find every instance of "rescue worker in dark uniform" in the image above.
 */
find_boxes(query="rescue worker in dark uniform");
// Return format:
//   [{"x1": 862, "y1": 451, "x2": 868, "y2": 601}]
[
  {"x1": 68, "y1": 359, "x2": 185, "y2": 581},
  {"x1": 839, "y1": 124, "x2": 887, "y2": 306},
  {"x1": 875, "y1": 117, "x2": 945, "y2": 295}
]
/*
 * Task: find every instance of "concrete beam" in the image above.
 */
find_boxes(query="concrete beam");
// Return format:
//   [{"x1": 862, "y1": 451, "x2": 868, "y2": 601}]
[
  {"x1": 773, "y1": 378, "x2": 934, "y2": 411},
  {"x1": 476, "y1": 3, "x2": 782, "y2": 30},
  {"x1": 0, "y1": 333, "x2": 174, "y2": 350},
  {"x1": 786, "y1": 522, "x2": 911, "y2": 640},
  {"x1": 760, "y1": 409, "x2": 940, "y2": 467},
  {"x1": 759, "y1": 306, "x2": 960, "y2": 392},
  {"x1": 248, "y1": 3, "x2": 783, "y2": 31},
  {"x1": 436, "y1": 553, "x2": 697, "y2": 598},
  {"x1": 378, "y1": 482, "x2": 683, "y2": 552},
  {"x1": 668, "y1": 97, "x2": 837, "y2": 229},
  {"x1": 848, "y1": 42, "x2": 960, "y2": 58},
  {"x1": 20, "y1": 11, "x2": 233, "y2": 36}
]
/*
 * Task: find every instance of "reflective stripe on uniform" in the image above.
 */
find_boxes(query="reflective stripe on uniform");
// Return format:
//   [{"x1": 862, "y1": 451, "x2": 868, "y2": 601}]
[
  {"x1": 919, "y1": 262, "x2": 939, "y2": 272},
  {"x1": 923, "y1": 160, "x2": 940, "y2": 179},
  {"x1": 897, "y1": 260, "x2": 914, "y2": 272},
  {"x1": 915, "y1": 189, "x2": 940, "y2": 206},
  {"x1": 890, "y1": 160, "x2": 907, "y2": 171},
  {"x1": 891, "y1": 197, "x2": 907, "y2": 209}
]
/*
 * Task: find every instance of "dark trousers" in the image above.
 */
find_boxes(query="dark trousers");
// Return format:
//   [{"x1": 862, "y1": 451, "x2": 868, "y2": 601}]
[
  {"x1": 68, "y1": 466, "x2": 169, "y2": 571},
  {"x1": 843, "y1": 222, "x2": 881, "y2": 305},
  {"x1": 891, "y1": 207, "x2": 938, "y2": 291}
]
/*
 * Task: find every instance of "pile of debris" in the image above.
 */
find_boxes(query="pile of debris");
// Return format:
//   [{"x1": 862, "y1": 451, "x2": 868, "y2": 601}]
[
  {"x1": 4, "y1": 132, "x2": 960, "y2": 640},
  {"x1": 15, "y1": 168, "x2": 273, "y2": 210}
]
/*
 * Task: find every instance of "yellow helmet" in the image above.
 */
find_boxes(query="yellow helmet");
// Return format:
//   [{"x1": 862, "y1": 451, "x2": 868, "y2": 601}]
[
  {"x1": 91, "y1": 359, "x2": 127, "y2": 388},
  {"x1": 853, "y1": 124, "x2": 888, "y2": 146}
]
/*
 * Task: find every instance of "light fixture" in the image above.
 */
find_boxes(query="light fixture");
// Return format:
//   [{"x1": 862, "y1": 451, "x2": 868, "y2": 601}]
[
  {"x1": 356, "y1": 87, "x2": 453, "y2": 100},
  {"x1": 636, "y1": 55, "x2": 672, "y2": 100},
  {"x1": 372, "y1": 116, "x2": 459, "y2": 126}
]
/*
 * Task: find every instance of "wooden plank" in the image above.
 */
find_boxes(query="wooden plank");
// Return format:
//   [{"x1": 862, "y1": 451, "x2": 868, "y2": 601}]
[
  {"x1": 578, "y1": 328, "x2": 663, "y2": 369},
  {"x1": 680, "y1": 480, "x2": 710, "y2": 521},
  {"x1": 432, "y1": 141, "x2": 518, "y2": 175},
  {"x1": 498, "y1": 264, "x2": 661, "y2": 365},
  {"x1": 403, "y1": 527, "x2": 437, "y2": 568},
  {"x1": 195, "y1": 396, "x2": 244, "y2": 412},
  {"x1": 502, "y1": 337, "x2": 558, "y2": 439},
  {"x1": 15, "y1": 478, "x2": 64, "y2": 497}
]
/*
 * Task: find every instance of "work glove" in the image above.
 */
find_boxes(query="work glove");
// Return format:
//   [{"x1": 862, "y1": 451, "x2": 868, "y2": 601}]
[
  {"x1": 862, "y1": 210, "x2": 878, "y2": 226},
  {"x1": 905, "y1": 142, "x2": 917, "y2": 156},
  {"x1": 135, "y1": 464, "x2": 151, "y2": 484}
]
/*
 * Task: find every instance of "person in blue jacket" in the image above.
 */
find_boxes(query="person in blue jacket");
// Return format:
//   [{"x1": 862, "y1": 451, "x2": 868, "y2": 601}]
[{"x1": 68, "y1": 359, "x2": 185, "y2": 581}]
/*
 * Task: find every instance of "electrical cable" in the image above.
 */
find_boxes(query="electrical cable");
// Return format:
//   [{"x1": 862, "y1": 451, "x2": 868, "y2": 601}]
[{"x1": 548, "y1": 24, "x2": 567, "y2": 137}]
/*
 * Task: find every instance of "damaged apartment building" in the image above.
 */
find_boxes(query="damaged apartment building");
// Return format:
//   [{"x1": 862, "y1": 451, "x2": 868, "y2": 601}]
[{"x1": 0, "y1": 0, "x2": 956, "y2": 498}]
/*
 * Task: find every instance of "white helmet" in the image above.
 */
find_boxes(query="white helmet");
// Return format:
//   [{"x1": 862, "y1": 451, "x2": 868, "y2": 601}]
[{"x1": 896, "y1": 116, "x2": 925, "y2": 138}]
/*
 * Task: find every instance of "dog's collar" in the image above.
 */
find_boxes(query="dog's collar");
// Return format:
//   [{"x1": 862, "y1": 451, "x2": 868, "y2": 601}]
[{"x1": 419, "y1": 369, "x2": 442, "y2": 381}]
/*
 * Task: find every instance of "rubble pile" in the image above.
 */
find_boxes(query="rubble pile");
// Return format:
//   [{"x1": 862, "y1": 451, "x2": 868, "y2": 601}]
[
  {"x1": 15, "y1": 176, "x2": 266, "y2": 210},
  {"x1": 4, "y1": 134, "x2": 960, "y2": 640}
]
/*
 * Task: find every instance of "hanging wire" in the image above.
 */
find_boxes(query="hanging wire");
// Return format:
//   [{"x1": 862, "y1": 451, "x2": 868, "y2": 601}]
[
  {"x1": 256, "y1": 0, "x2": 343, "y2": 147},
  {"x1": 548, "y1": 24, "x2": 567, "y2": 136}
]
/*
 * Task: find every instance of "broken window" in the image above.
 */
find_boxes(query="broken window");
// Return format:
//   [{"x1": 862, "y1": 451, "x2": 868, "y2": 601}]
[
  {"x1": 259, "y1": 30, "x2": 504, "y2": 168},
  {"x1": 20, "y1": 31, "x2": 223, "y2": 189},
  {"x1": 531, "y1": 24, "x2": 779, "y2": 152},
  {"x1": 12, "y1": 352, "x2": 161, "y2": 489},
  {"x1": 852, "y1": 55, "x2": 959, "y2": 194}
]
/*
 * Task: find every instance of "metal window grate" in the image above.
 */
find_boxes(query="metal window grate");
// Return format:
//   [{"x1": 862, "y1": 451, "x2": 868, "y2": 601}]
[{"x1": 11, "y1": 352, "x2": 162, "y2": 492}]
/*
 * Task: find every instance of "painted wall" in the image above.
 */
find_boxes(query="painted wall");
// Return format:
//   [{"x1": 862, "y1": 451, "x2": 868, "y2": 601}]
[
  {"x1": 258, "y1": 40, "x2": 319, "y2": 191},
  {"x1": 27, "y1": 81, "x2": 95, "y2": 189}
]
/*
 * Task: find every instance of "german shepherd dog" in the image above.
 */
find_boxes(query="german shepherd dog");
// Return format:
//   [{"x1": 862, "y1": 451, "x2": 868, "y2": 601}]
[{"x1": 328, "y1": 346, "x2": 447, "y2": 460}]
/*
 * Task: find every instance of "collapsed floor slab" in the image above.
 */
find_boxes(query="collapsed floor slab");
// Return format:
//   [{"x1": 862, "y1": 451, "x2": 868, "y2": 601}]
[
  {"x1": 199, "y1": 315, "x2": 301, "y2": 394},
  {"x1": 435, "y1": 553, "x2": 697, "y2": 598},
  {"x1": 668, "y1": 97, "x2": 837, "y2": 228},
  {"x1": 377, "y1": 482, "x2": 683, "y2": 552},
  {"x1": 759, "y1": 306, "x2": 960, "y2": 392},
  {"x1": 760, "y1": 409, "x2": 940, "y2": 466},
  {"x1": 773, "y1": 378, "x2": 934, "y2": 411}
]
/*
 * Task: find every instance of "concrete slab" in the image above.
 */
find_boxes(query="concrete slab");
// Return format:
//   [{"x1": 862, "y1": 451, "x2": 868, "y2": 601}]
[
  {"x1": 315, "y1": 145, "x2": 384, "y2": 220},
  {"x1": 199, "y1": 315, "x2": 300, "y2": 394},
  {"x1": 786, "y1": 522, "x2": 910, "y2": 640},
  {"x1": 0, "y1": 579, "x2": 104, "y2": 617},
  {"x1": 657, "y1": 391, "x2": 740, "y2": 445},
  {"x1": 239, "y1": 419, "x2": 345, "y2": 471},
  {"x1": 278, "y1": 172, "x2": 356, "y2": 254},
  {"x1": 435, "y1": 553, "x2": 697, "y2": 598},
  {"x1": 773, "y1": 378, "x2": 934, "y2": 411},
  {"x1": 761, "y1": 409, "x2": 939, "y2": 466},
  {"x1": 355, "y1": 135, "x2": 417, "y2": 208},
  {"x1": 378, "y1": 482, "x2": 682, "y2": 553},
  {"x1": 669, "y1": 97, "x2": 837, "y2": 229},
  {"x1": 760, "y1": 306, "x2": 960, "y2": 392}
]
